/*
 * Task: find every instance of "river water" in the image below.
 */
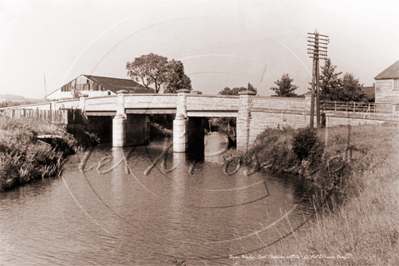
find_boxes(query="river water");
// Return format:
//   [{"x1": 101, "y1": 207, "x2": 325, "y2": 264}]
[{"x1": 0, "y1": 132, "x2": 315, "y2": 265}]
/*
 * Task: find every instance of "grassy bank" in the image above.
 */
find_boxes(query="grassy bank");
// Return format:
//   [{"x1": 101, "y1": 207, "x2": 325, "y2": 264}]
[
  {"x1": 227, "y1": 124, "x2": 399, "y2": 265},
  {"x1": 0, "y1": 116, "x2": 90, "y2": 191}
]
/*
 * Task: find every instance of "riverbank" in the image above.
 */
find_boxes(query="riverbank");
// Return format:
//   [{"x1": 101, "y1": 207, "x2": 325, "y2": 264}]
[
  {"x1": 228, "y1": 123, "x2": 399, "y2": 265},
  {"x1": 0, "y1": 116, "x2": 92, "y2": 191}
]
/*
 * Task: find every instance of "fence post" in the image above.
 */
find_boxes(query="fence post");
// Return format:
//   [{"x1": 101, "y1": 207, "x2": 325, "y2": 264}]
[
  {"x1": 64, "y1": 109, "x2": 68, "y2": 124},
  {"x1": 79, "y1": 96, "x2": 86, "y2": 112}
]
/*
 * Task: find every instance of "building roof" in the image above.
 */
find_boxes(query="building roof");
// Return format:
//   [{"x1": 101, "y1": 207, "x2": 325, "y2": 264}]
[
  {"x1": 46, "y1": 74, "x2": 153, "y2": 98},
  {"x1": 374, "y1": 60, "x2": 399, "y2": 80},
  {"x1": 362, "y1": 86, "x2": 375, "y2": 101},
  {"x1": 83, "y1": 75, "x2": 152, "y2": 93}
]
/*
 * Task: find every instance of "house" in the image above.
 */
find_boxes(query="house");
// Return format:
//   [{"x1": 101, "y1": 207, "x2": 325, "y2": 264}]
[
  {"x1": 374, "y1": 60, "x2": 399, "y2": 103},
  {"x1": 46, "y1": 74, "x2": 152, "y2": 100}
]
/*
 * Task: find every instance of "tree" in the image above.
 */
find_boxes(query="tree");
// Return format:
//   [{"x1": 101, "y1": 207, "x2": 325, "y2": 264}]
[
  {"x1": 164, "y1": 59, "x2": 192, "y2": 93},
  {"x1": 217, "y1": 83, "x2": 257, "y2": 95},
  {"x1": 126, "y1": 53, "x2": 168, "y2": 93},
  {"x1": 319, "y1": 58, "x2": 342, "y2": 101},
  {"x1": 270, "y1": 74, "x2": 298, "y2": 97},
  {"x1": 318, "y1": 59, "x2": 367, "y2": 102},
  {"x1": 126, "y1": 53, "x2": 191, "y2": 93},
  {"x1": 340, "y1": 73, "x2": 367, "y2": 102}
]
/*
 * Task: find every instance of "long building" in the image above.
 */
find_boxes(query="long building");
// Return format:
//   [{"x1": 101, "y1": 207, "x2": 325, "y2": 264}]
[{"x1": 46, "y1": 74, "x2": 152, "y2": 100}]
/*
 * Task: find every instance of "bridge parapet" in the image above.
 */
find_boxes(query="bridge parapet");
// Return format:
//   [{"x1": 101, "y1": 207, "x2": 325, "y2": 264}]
[
  {"x1": 124, "y1": 94, "x2": 178, "y2": 109},
  {"x1": 84, "y1": 96, "x2": 117, "y2": 111},
  {"x1": 186, "y1": 94, "x2": 240, "y2": 112},
  {"x1": 251, "y1": 96, "x2": 306, "y2": 112}
]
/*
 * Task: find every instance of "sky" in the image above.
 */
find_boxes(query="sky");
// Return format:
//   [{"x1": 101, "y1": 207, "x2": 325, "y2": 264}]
[{"x1": 0, "y1": 0, "x2": 398, "y2": 99}]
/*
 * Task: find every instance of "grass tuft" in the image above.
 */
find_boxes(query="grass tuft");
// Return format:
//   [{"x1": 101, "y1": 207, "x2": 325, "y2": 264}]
[
  {"x1": 0, "y1": 116, "x2": 82, "y2": 191},
  {"x1": 229, "y1": 123, "x2": 399, "y2": 265}
]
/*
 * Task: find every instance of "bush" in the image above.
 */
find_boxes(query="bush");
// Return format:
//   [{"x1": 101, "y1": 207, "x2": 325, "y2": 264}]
[
  {"x1": 292, "y1": 126, "x2": 319, "y2": 161},
  {"x1": 0, "y1": 117, "x2": 80, "y2": 191},
  {"x1": 231, "y1": 127, "x2": 300, "y2": 173}
]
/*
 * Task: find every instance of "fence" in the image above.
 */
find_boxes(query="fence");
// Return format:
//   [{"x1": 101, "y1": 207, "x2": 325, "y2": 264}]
[
  {"x1": 0, "y1": 108, "x2": 79, "y2": 124},
  {"x1": 321, "y1": 101, "x2": 397, "y2": 115}
]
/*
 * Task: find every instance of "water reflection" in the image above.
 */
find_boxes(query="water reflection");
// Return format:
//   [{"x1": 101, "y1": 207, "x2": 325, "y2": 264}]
[
  {"x1": 0, "y1": 132, "x2": 315, "y2": 265},
  {"x1": 110, "y1": 148, "x2": 125, "y2": 209}
]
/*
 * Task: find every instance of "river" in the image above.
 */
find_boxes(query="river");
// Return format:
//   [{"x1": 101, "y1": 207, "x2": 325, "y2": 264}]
[{"x1": 0, "y1": 132, "x2": 315, "y2": 265}]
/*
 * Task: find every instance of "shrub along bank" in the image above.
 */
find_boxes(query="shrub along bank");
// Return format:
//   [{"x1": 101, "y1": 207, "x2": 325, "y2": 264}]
[
  {"x1": 0, "y1": 116, "x2": 96, "y2": 191},
  {"x1": 224, "y1": 126, "x2": 351, "y2": 197},
  {"x1": 224, "y1": 123, "x2": 399, "y2": 265}
]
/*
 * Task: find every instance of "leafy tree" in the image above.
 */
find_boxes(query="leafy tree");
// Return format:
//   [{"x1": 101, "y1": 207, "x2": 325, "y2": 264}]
[
  {"x1": 318, "y1": 59, "x2": 367, "y2": 102},
  {"x1": 126, "y1": 53, "x2": 168, "y2": 93},
  {"x1": 340, "y1": 73, "x2": 367, "y2": 102},
  {"x1": 126, "y1": 53, "x2": 191, "y2": 93},
  {"x1": 164, "y1": 60, "x2": 192, "y2": 93},
  {"x1": 218, "y1": 87, "x2": 235, "y2": 95},
  {"x1": 270, "y1": 74, "x2": 298, "y2": 97},
  {"x1": 218, "y1": 83, "x2": 257, "y2": 95},
  {"x1": 319, "y1": 58, "x2": 342, "y2": 101}
]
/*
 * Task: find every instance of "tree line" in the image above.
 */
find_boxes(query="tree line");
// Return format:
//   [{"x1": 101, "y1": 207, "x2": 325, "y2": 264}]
[
  {"x1": 129, "y1": 54, "x2": 367, "y2": 102},
  {"x1": 269, "y1": 58, "x2": 368, "y2": 102}
]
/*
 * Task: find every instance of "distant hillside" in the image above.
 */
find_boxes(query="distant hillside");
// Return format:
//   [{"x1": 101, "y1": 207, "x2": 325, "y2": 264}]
[
  {"x1": 0, "y1": 94, "x2": 43, "y2": 102},
  {"x1": 0, "y1": 94, "x2": 45, "y2": 108}
]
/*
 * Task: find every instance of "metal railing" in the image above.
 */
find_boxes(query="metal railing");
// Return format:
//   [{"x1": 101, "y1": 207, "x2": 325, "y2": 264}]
[{"x1": 321, "y1": 101, "x2": 397, "y2": 116}]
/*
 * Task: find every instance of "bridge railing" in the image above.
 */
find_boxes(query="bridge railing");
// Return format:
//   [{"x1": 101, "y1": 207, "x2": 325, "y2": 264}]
[{"x1": 321, "y1": 101, "x2": 397, "y2": 115}]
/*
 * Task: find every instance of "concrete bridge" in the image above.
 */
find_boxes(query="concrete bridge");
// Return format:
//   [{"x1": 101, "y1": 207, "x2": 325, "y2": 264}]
[{"x1": 3, "y1": 90, "x2": 399, "y2": 153}]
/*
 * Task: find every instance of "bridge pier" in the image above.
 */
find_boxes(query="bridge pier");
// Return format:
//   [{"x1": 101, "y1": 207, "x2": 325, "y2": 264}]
[
  {"x1": 173, "y1": 90, "x2": 205, "y2": 154},
  {"x1": 112, "y1": 90, "x2": 149, "y2": 147},
  {"x1": 237, "y1": 90, "x2": 256, "y2": 152},
  {"x1": 173, "y1": 89, "x2": 189, "y2": 152},
  {"x1": 173, "y1": 113, "x2": 188, "y2": 152}
]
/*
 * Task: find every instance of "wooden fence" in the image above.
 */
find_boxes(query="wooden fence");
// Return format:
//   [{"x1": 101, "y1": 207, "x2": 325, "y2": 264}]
[{"x1": 0, "y1": 108, "x2": 86, "y2": 125}]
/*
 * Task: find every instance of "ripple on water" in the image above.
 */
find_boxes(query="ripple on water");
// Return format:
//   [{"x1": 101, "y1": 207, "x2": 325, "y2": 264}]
[{"x1": 0, "y1": 133, "x2": 315, "y2": 265}]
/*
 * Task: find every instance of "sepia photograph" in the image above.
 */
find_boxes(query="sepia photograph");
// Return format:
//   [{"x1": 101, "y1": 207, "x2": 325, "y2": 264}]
[{"x1": 1, "y1": 0, "x2": 398, "y2": 265}]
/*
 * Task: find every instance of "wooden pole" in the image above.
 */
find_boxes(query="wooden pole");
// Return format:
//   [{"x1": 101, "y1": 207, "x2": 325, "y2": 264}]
[
  {"x1": 310, "y1": 58, "x2": 316, "y2": 128},
  {"x1": 308, "y1": 30, "x2": 329, "y2": 128}
]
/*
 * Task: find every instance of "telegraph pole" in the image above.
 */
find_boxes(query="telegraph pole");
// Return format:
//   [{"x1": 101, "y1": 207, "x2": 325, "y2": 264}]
[{"x1": 307, "y1": 30, "x2": 329, "y2": 128}]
